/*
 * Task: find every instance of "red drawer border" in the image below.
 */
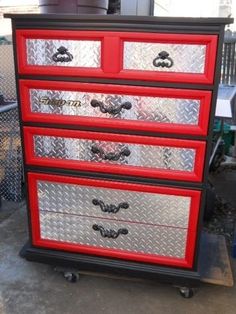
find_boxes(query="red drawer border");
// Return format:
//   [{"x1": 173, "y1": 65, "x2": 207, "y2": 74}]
[
  {"x1": 20, "y1": 79, "x2": 212, "y2": 136},
  {"x1": 28, "y1": 172, "x2": 202, "y2": 268},
  {"x1": 24, "y1": 126, "x2": 206, "y2": 182},
  {"x1": 16, "y1": 30, "x2": 217, "y2": 85}
]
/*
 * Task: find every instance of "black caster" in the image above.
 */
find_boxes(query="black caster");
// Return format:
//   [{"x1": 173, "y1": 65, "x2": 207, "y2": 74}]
[
  {"x1": 63, "y1": 271, "x2": 80, "y2": 283},
  {"x1": 53, "y1": 266, "x2": 80, "y2": 283},
  {"x1": 178, "y1": 287, "x2": 195, "y2": 298}
]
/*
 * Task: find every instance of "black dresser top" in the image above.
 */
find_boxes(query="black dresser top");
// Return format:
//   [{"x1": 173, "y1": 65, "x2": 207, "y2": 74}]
[{"x1": 4, "y1": 14, "x2": 233, "y2": 33}]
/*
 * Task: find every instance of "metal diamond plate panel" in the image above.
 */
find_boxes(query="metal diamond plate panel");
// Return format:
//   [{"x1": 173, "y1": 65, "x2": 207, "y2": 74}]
[
  {"x1": 26, "y1": 39, "x2": 101, "y2": 67},
  {"x1": 34, "y1": 135, "x2": 196, "y2": 172},
  {"x1": 40, "y1": 212, "x2": 187, "y2": 258},
  {"x1": 123, "y1": 42, "x2": 206, "y2": 73},
  {"x1": 29, "y1": 88, "x2": 200, "y2": 125},
  {"x1": 37, "y1": 180, "x2": 191, "y2": 227}
]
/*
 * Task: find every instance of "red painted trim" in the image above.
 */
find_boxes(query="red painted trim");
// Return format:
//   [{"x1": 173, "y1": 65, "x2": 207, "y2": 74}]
[
  {"x1": 28, "y1": 172, "x2": 201, "y2": 268},
  {"x1": 24, "y1": 126, "x2": 206, "y2": 182},
  {"x1": 102, "y1": 36, "x2": 121, "y2": 73},
  {"x1": 28, "y1": 173, "x2": 41, "y2": 244},
  {"x1": 19, "y1": 79, "x2": 211, "y2": 136},
  {"x1": 16, "y1": 30, "x2": 217, "y2": 84}
]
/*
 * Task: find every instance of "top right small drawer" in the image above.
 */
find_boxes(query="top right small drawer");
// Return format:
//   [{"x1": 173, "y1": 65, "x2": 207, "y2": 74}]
[{"x1": 120, "y1": 33, "x2": 217, "y2": 85}]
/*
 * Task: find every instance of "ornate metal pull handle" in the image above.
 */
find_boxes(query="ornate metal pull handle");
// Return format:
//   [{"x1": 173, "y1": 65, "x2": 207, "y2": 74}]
[
  {"x1": 91, "y1": 145, "x2": 131, "y2": 161},
  {"x1": 90, "y1": 99, "x2": 132, "y2": 115},
  {"x1": 52, "y1": 46, "x2": 73, "y2": 63},
  {"x1": 92, "y1": 199, "x2": 129, "y2": 214},
  {"x1": 92, "y1": 224, "x2": 128, "y2": 239},
  {"x1": 153, "y1": 51, "x2": 174, "y2": 68}
]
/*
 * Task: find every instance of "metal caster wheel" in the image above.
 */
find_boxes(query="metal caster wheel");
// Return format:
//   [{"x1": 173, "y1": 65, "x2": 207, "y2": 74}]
[
  {"x1": 179, "y1": 287, "x2": 194, "y2": 298},
  {"x1": 53, "y1": 267, "x2": 80, "y2": 283},
  {"x1": 63, "y1": 272, "x2": 80, "y2": 283}
]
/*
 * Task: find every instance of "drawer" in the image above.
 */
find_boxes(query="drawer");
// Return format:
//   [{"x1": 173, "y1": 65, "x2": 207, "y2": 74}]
[
  {"x1": 16, "y1": 30, "x2": 217, "y2": 84},
  {"x1": 28, "y1": 172, "x2": 200, "y2": 268},
  {"x1": 24, "y1": 127, "x2": 206, "y2": 182},
  {"x1": 16, "y1": 29, "x2": 103, "y2": 77},
  {"x1": 121, "y1": 33, "x2": 217, "y2": 84},
  {"x1": 20, "y1": 79, "x2": 212, "y2": 136},
  {"x1": 33, "y1": 172, "x2": 201, "y2": 228}
]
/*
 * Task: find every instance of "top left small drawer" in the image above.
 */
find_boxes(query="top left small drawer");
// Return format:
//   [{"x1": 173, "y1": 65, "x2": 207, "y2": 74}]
[{"x1": 16, "y1": 29, "x2": 103, "y2": 76}]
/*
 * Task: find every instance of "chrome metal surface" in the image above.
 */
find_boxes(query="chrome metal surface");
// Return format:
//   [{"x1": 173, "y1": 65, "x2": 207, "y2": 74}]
[
  {"x1": 26, "y1": 39, "x2": 101, "y2": 67},
  {"x1": 37, "y1": 180, "x2": 191, "y2": 227},
  {"x1": 123, "y1": 42, "x2": 206, "y2": 73},
  {"x1": 34, "y1": 135, "x2": 196, "y2": 172},
  {"x1": 40, "y1": 212, "x2": 187, "y2": 258},
  {"x1": 29, "y1": 88, "x2": 200, "y2": 125}
]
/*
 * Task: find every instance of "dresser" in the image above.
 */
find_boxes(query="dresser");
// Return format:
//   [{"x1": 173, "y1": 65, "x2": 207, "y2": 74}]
[{"x1": 6, "y1": 14, "x2": 233, "y2": 293}]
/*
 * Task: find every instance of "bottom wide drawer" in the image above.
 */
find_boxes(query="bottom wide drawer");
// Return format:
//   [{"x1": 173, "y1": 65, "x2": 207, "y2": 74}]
[
  {"x1": 40, "y1": 212, "x2": 188, "y2": 259},
  {"x1": 28, "y1": 172, "x2": 201, "y2": 268}
]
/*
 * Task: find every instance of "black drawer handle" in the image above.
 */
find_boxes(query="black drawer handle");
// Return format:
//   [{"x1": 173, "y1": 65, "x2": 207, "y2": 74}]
[
  {"x1": 52, "y1": 46, "x2": 73, "y2": 63},
  {"x1": 92, "y1": 224, "x2": 128, "y2": 239},
  {"x1": 91, "y1": 145, "x2": 131, "y2": 161},
  {"x1": 153, "y1": 51, "x2": 174, "y2": 68},
  {"x1": 90, "y1": 99, "x2": 132, "y2": 115},
  {"x1": 92, "y1": 199, "x2": 129, "y2": 214}
]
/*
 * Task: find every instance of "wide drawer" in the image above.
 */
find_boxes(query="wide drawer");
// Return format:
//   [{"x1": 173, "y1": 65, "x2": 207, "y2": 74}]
[
  {"x1": 33, "y1": 172, "x2": 201, "y2": 228},
  {"x1": 28, "y1": 172, "x2": 200, "y2": 268},
  {"x1": 20, "y1": 80, "x2": 212, "y2": 136},
  {"x1": 16, "y1": 30, "x2": 217, "y2": 84},
  {"x1": 24, "y1": 127, "x2": 206, "y2": 182}
]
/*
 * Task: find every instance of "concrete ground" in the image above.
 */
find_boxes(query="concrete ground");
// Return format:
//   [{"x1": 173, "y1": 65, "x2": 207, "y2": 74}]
[{"x1": 1, "y1": 169, "x2": 236, "y2": 314}]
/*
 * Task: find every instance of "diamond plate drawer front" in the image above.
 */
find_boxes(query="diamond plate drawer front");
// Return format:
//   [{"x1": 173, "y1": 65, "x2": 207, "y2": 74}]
[
  {"x1": 123, "y1": 42, "x2": 206, "y2": 73},
  {"x1": 28, "y1": 172, "x2": 201, "y2": 267},
  {"x1": 20, "y1": 80, "x2": 212, "y2": 136},
  {"x1": 26, "y1": 39, "x2": 101, "y2": 68},
  {"x1": 37, "y1": 180, "x2": 191, "y2": 228},
  {"x1": 24, "y1": 127, "x2": 206, "y2": 181},
  {"x1": 29, "y1": 88, "x2": 200, "y2": 125},
  {"x1": 39, "y1": 211, "x2": 187, "y2": 259},
  {"x1": 33, "y1": 135, "x2": 195, "y2": 172}
]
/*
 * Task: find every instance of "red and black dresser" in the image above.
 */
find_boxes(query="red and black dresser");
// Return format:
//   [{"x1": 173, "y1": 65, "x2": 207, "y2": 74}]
[{"x1": 6, "y1": 14, "x2": 232, "y2": 289}]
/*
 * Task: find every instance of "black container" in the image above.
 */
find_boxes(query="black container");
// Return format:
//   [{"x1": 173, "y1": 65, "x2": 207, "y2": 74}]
[{"x1": 39, "y1": 0, "x2": 109, "y2": 14}]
